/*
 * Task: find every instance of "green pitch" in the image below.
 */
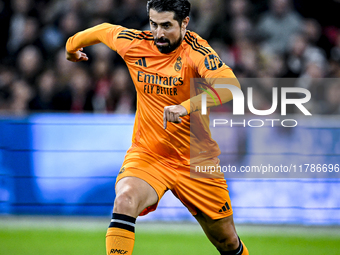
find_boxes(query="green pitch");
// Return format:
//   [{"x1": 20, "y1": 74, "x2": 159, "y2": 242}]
[{"x1": 0, "y1": 217, "x2": 339, "y2": 255}]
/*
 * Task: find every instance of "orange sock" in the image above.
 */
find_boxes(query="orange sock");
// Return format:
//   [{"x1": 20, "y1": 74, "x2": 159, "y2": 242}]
[{"x1": 106, "y1": 213, "x2": 136, "y2": 255}]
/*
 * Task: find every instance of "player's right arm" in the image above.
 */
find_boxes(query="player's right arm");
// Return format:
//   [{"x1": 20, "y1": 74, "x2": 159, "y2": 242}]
[
  {"x1": 66, "y1": 47, "x2": 89, "y2": 62},
  {"x1": 65, "y1": 23, "x2": 126, "y2": 62}
]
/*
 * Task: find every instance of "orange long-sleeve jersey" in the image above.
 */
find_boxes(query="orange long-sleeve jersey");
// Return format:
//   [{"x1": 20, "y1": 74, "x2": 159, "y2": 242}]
[{"x1": 66, "y1": 23, "x2": 240, "y2": 165}]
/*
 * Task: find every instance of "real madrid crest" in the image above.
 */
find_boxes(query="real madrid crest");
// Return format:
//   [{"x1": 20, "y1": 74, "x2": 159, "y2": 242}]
[{"x1": 174, "y1": 56, "x2": 182, "y2": 72}]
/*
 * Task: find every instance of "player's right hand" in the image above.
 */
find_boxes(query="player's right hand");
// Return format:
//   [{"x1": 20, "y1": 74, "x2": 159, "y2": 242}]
[
  {"x1": 65, "y1": 48, "x2": 89, "y2": 62},
  {"x1": 163, "y1": 105, "x2": 188, "y2": 130}
]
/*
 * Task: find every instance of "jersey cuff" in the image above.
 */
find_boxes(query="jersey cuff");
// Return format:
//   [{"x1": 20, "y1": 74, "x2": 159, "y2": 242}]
[
  {"x1": 180, "y1": 100, "x2": 191, "y2": 114},
  {"x1": 65, "y1": 38, "x2": 79, "y2": 53}
]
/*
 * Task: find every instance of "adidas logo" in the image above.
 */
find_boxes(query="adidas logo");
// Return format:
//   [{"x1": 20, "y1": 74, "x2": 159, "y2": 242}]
[
  {"x1": 135, "y1": 57, "x2": 147, "y2": 67},
  {"x1": 219, "y1": 201, "x2": 230, "y2": 212}
]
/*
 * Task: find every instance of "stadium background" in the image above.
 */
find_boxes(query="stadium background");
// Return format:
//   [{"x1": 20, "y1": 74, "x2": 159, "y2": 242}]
[{"x1": 1, "y1": 0, "x2": 340, "y2": 254}]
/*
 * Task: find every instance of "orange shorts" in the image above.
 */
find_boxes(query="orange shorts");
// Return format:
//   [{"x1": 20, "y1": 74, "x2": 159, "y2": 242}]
[{"x1": 116, "y1": 146, "x2": 233, "y2": 220}]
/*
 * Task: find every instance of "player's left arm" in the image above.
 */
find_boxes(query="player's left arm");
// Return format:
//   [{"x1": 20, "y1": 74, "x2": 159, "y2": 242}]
[
  {"x1": 163, "y1": 47, "x2": 239, "y2": 129},
  {"x1": 180, "y1": 50, "x2": 241, "y2": 115}
]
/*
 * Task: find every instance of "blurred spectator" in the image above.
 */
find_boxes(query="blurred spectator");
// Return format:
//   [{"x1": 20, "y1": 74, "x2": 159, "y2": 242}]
[
  {"x1": 190, "y1": 0, "x2": 227, "y2": 42},
  {"x1": 7, "y1": 0, "x2": 35, "y2": 55},
  {"x1": 230, "y1": 16, "x2": 253, "y2": 44},
  {"x1": 92, "y1": 60, "x2": 112, "y2": 113},
  {"x1": 303, "y1": 19, "x2": 322, "y2": 45},
  {"x1": 59, "y1": 11, "x2": 83, "y2": 39},
  {"x1": 86, "y1": 0, "x2": 117, "y2": 23},
  {"x1": 285, "y1": 33, "x2": 327, "y2": 78},
  {"x1": 16, "y1": 45, "x2": 43, "y2": 85},
  {"x1": 0, "y1": 67, "x2": 17, "y2": 111},
  {"x1": 322, "y1": 79, "x2": 340, "y2": 114},
  {"x1": 50, "y1": 66, "x2": 94, "y2": 112},
  {"x1": 52, "y1": 51, "x2": 87, "y2": 112},
  {"x1": 41, "y1": 8, "x2": 85, "y2": 57},
  {"x1": 29, "y1": 69, "x2": 58, "y2": 112},
  {"x1": 90, "y1": 43, "x2": 116, "y2": 64},
  {"x1": 330, "y1": 31, "x2": 340, "y2": 77},
  {"x1": 229, "y1": 0, "x2": 252, "y2": 19},
  {"x1": 302, "y1": 18, "x2": 333, "y2": 57},
  {"x1": 55, "y1": 48, "x2": 77, "y2": 87},
  {"x1": 20, "y1": 17, "x2": 42, "y2": 50},
  {"x1": 231, "y1": 38, "x2": 260, "y2": 77},
  {"x1": 227, "y1": 0, "x2": 255, "y2": 44},
  {"x1": 68, "y1": 66, "x2": 94, "y2": 112},
  {"x1": 109, "y1": 66, "x2": 135, "y2": 114},
  {"x1": 90, "y1": 43, "x2": 115, "y2": 112},
  {"x1": 40, "y1": 0, "x2": 87, "y2": 24},
  {"x1": 40, "y1": 23, "x2": 65, "y2": 56},
  {"x1": 256, "y1": 0, "x2": 303, "y2": 55},
  {"x1": 295, "y1": 54, "x2": 328, "y2": 114},
  {"x1": 328, "y1": 58, "x2": 340, "y2": 78},
  {"x1": 263, "y1": 53, "x2": 287, "y2": 78},
  {"x1": 115, "y1": 0, "x2": 148, "y2": 29},
  {"x1": 9, "y1": 79, "x2": 33, "y2": 114}
]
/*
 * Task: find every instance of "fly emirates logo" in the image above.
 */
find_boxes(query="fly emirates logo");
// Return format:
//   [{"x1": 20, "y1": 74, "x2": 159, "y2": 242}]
[{"x1": 137, "y1": 71, "x2": 183, "y2": 96}]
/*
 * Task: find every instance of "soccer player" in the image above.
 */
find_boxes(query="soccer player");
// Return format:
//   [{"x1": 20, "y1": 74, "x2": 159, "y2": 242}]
[{"x1": 65, "y1": 0, "x2": 249, "y2": 254}]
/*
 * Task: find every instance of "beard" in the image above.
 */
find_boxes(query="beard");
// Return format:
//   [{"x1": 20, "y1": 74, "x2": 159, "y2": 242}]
[{"x1": 154, "y1": 36, "x2": 182, "y2": 54}]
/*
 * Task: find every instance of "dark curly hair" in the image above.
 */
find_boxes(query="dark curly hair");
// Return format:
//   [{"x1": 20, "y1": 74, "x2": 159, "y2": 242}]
[{"x1": 146, "y1": 0, "x2": 191, "y2": 24}]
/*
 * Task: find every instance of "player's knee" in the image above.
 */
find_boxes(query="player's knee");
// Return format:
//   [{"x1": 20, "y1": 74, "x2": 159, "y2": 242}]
[
  {"x1": 216, "y1": 233, "x2": 239, "y2": 252},
  {"x1": 113, "y1": 192, "x2": 139, "y2": 216}
]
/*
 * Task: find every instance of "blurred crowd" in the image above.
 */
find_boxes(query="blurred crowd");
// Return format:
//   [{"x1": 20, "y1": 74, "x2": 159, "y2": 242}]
[{"x1": 0, "y1": 0, "x2": 340, "y2": 115}]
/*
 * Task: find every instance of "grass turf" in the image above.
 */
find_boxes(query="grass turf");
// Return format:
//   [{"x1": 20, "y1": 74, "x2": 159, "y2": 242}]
[{"x1": 0, "y1": 218, "x2": 340, "y2": 255}]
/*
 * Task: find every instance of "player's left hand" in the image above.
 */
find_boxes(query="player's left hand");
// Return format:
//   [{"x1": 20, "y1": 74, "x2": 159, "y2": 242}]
[{"x1": 163, "y1": 105, "x2": 188, "y2": 129}]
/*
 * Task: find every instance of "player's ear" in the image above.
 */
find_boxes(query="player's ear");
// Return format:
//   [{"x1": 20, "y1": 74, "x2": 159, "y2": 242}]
[{"x1": 181, "y1": 16, "x2": 190, "y2": 30}]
